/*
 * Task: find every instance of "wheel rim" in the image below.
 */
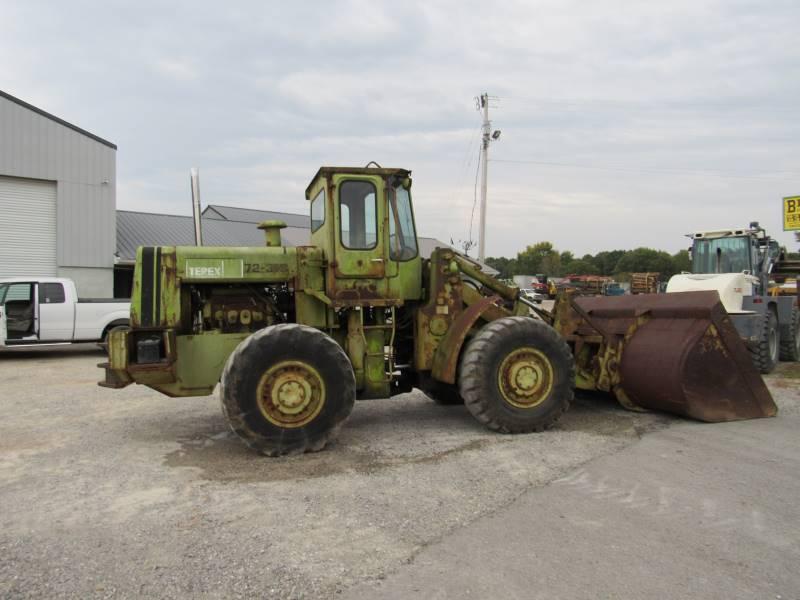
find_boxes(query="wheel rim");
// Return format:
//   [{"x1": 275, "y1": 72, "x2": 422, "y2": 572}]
[
  {"x1": 497, "y1": 347, "x2": 554, "y2": 409},
  {"x1": 256, "y1": 360, "x2": 325, "y2": 428},
  {"x1": 768, "y1": 323, "x2": 778, "y2": 362}
]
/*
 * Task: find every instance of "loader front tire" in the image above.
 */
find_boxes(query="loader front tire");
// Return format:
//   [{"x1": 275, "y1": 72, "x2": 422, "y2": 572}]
[
  {"x1": 752, "y1": 309, "x2": 780, "y2": 374},
  {"x1": 459, "y1": 316, "x2": 574, "y2": 434},
  {"x1": 220, "y1": 324, "x2": 356, "y2": 456},
  {"x1": 779, "y1": 307, "x2": 800, "y2": 362}
]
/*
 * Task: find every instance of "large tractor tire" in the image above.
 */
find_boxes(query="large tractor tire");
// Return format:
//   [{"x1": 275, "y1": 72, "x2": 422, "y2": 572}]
[
  {"x1": 458, "y1": 316, "x2": 574, "y2": 433},
  {"x1": 779, "y1": 307, "x2": 800, "y2": 362},
  {"x1": 220, "y1": 324, "x2": 356, "y2": 456},
  {"x1": 752, "y1": 310, "x2": 780, "y2": 374}
]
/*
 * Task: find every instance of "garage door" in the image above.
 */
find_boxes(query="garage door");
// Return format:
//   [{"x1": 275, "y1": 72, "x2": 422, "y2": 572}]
[{"x1": 0, "y1": 175, "x2": 57, "y2": 277}]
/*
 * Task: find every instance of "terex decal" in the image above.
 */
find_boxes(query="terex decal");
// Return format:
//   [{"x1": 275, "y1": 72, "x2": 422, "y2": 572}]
[{"x1": 184, "y1": 259, "x2": 244, "y2": 279}]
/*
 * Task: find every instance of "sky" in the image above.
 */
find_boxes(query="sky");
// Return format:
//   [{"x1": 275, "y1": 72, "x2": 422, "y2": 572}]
[{"x1": 2, "y1": 0, "x2": 799, "y2": 258}]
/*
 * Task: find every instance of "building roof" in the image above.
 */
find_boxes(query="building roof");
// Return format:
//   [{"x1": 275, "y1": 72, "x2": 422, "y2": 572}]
[
  {"x1": 116, "y1": 210, "x2": 308, "y2": 261},
  {"x1": 203, "y1": 204, "x2": 308, "y2": 228},
  {"x1": 116, "y1": 208, "x2": 497, "y2": 275},
  {"x1": 0, "y1": 89, "x2": 117, "y2": 150}
]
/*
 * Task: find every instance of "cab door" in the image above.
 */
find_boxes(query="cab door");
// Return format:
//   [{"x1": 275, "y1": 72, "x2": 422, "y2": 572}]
[
  {"x1": 333, "y1": 175, "x2": 386, "y2": 279},
  {"x1": 38, "y1": 282, "x2": 75, "y2": 341},
  {"x1": 1, "y1": 282, "x2": 39, "y2": 342}
]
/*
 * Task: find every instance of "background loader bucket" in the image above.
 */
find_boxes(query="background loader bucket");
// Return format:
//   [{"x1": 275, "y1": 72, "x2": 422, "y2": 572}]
[{"x1": 567, "y1": 291, "x2": 777, "y2": 422}]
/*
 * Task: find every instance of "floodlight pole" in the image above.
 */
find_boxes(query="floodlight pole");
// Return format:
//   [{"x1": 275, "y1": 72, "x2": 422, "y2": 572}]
[{"x1": 478, "y1": 92, "x2": 490, "y2": 262}]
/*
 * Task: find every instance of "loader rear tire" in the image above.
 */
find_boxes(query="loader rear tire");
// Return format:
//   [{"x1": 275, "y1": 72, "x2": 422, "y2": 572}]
[
  {"x1": 779, "y1": 307, "x2": 800, "y2": 362},
  {"x1": 752, "y1": 310, "x2": 779, "y2": 374},
  {"x1": 459, "y1": 316, "x2": 574, "y2": 434},
  {"x1": 220, "y1": 324, "x2": 356, "y2": 456}
]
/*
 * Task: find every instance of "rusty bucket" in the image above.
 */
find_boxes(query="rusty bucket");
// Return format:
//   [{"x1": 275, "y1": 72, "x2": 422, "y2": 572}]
[{"x1": 560, "y1": 291, "x2": 777, "y2": 422}]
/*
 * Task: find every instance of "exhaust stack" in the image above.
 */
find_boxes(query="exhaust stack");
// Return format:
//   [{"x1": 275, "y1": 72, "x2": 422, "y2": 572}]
[{"x1": 190, "y1": 168, "x2": 203, "y2": 246}]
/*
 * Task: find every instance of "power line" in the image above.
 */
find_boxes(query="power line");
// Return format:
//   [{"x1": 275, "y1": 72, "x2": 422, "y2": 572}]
[
  {"x1": 496, "y1": 95, "x2": 800, "y2": 113},
  {"x1": 468, "y1": 142, "x2": 482, "y2": 246},
  {"x1": 490, "y1": 158, "x2": 800, "y2": 182}
]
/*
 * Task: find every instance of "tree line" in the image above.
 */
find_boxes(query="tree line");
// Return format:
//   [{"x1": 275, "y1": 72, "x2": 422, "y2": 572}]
[{"x1": 484, "y1": 242, "x2": 691, "y2": 281}]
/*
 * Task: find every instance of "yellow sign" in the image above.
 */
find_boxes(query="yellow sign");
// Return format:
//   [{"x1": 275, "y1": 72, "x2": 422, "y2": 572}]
[{"x1": 785, "y1": 196, "x2": 800, "y2": 231}]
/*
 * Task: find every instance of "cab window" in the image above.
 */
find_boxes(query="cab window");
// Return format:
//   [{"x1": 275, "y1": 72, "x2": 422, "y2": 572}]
[
  {"x1": 311, "y1": 189, "x2": 325, "y2": 232},
  {"x1": 340, "y1": 180, "x2": 377, "y2": 249},
  {"x1": 389, "y1": 185, "x2": 418, "y2": 261},
  {"x1": 41, "y1": 283, "x2": 65, "y2": 304}
]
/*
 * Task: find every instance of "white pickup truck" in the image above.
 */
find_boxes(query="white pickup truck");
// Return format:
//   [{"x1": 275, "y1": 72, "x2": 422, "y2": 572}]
[{"x1": 0, "y1": 277, "x2": 130, "y2": 347}]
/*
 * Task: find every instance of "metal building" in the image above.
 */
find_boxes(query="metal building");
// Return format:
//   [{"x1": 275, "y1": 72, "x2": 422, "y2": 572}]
[
  {"x1": 113, "y1": 204, "x2": 497, "y2": 296},
  {"x1": 0, "y1": 90, "x2": 117, "y2": 296}
]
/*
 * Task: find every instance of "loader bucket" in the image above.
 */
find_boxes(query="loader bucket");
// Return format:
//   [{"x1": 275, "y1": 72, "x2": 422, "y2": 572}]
[{"x1": 562, "y1": 291, "x2": 777, "y2": 422}]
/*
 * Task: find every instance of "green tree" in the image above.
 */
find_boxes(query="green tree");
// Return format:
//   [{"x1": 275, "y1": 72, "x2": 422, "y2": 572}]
[
  {"x1": 516, "y1": 242, "x2": 558, "y2": 275},
  {"x1": 614, "y1": 247, "x2": 676, "y2": 277},
  {"x1": 672, "y1": 249, "x2": 691, "y2": 273},
  {"x1": 485, "y1": 256, "x2": 516, "y2": 279},
  {"x1": 593, "y1": 250, "x2": 626, "y2": 276},
  {"x1": 563, "y1": 259, "x2": 595, "y2": 275},
  {"x1": 539, "y1": 252, "x2": 562, "y2": 276}
]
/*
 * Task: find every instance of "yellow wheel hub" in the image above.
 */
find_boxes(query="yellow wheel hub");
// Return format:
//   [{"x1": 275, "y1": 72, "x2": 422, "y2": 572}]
[
  {"x1": 256, "y1": 360, "x2": 325, "y2": 428},
  {"x1": 497, "y1": 347, "x2": 554, "y2": 409}
]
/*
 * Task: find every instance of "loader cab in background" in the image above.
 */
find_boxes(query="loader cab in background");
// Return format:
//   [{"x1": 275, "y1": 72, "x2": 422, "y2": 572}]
[
  {"x1": 306, "y1": 166, "x2": 422, "y2": 305},
  {"x1": 691, "y1": 235, "x2": 753, "y2": 275},
  {"x1": 689, "y1": 225, "x2": 782, "y2": 294}
]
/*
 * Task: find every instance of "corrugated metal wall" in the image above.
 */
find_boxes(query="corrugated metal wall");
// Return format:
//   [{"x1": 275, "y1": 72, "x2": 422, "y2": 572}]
[
  {"x1": 0, "y1": 176, "x2": 57, "y2": 276},
  {"x1": 0, "y1": 94, "x2": 116, "y2": 272}
]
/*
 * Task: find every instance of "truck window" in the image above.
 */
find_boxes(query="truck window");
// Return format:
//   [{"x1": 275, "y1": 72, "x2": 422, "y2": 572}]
[
  {"x1": 41, "y1": 283, "x2": 66, "y2": 304},
  {"x1": 340, "y1": 180, "x2": 377, "y2": 250},
  {"x1": 2, "y1": 283, "x2": 33, "y2": 303},
  {"x1": 389, "y1": 184, "x2": 418, "y2": 261},
  {"x1": 311, "y1": 189, "x2": 325, "y2": 232}
]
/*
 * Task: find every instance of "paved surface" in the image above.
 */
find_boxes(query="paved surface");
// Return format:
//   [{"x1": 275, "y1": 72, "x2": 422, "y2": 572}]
[
  {"x1": 0, "y1": 344, "x2": 797, "y2": 599},
  {"x1": 346, "y1": 410, "x2": 800, "y2": 600}
]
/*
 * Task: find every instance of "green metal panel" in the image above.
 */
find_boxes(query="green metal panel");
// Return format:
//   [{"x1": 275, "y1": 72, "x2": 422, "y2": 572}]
[
  {"x1": 149, "y1": 332, "x2": 250, "y2": 397},
  {"x1": 176, "y1": 246, "x2": 297, "y2": 282}
]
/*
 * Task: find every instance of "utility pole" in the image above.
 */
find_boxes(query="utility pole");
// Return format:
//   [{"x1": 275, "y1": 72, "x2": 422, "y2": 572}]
[{"x1": 477, "y1": 92, "x2": 499, "y2": 262}]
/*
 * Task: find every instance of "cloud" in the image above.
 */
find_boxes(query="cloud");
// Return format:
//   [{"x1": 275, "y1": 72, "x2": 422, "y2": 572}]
[{"x1": 2, "y1": 0, "x2": 799, "y2": 256}]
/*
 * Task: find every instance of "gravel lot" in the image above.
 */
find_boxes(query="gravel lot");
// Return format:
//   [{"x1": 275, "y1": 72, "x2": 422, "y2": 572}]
[{"x1": 0, "y1": 344, "x2": 797, "y2": 599}]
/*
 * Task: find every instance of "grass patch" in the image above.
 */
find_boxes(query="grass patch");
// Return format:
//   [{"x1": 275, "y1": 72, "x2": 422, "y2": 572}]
[{"x1": 779, "y1": 363, "x2": 800, "y2": 379}]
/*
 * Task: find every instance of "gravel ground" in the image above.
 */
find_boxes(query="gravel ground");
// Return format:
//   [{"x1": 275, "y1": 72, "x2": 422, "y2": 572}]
[{"x1": 0, "y1": 344, "x2": 796, "y2": 599}]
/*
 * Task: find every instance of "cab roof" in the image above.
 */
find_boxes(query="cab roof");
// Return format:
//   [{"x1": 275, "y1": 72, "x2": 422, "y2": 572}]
[
  {"x1": 687, "y1": 228, "x2": 765, "y2": 240},
  {"x1": 305, "y1": 166, "x2": 411, "y2": 199}
]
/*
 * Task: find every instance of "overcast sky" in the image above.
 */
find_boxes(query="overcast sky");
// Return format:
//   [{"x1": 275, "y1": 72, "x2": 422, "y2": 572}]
[{"x1": 3, "y1": 0, "x2": 799, "y2": 257}]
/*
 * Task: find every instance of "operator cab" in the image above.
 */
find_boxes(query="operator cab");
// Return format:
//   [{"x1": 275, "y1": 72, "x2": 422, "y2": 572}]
[
  {"x1": 688, "y1": 224, "x2": 774, "y2": 276},
  {"x1": 305, "y1": 165, "x2": 422, "y2": 306}
]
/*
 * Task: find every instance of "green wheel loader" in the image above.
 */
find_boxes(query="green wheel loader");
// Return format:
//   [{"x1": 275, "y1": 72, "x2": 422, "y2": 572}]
[{"x1": 99, "y1": 165, "x2": 777, "y2": 456}]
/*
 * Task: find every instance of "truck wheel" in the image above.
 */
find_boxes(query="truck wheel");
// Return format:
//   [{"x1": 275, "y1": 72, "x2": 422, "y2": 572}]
[
  {"x1": 459, "y1": 316, "x2": 574, "y2": 433},
  {"x1": 424, "y1": 381, "x2": 464, "y2": 405},
  {"x1": 752, "y1": 309, "x2": 780, "y2": 374},
  {"x1": 220, "y1": 324, "x2": 356, "y2": 456},
  {"x1": 779, "y1": 307, "x2": 800, "y2": 362}
]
